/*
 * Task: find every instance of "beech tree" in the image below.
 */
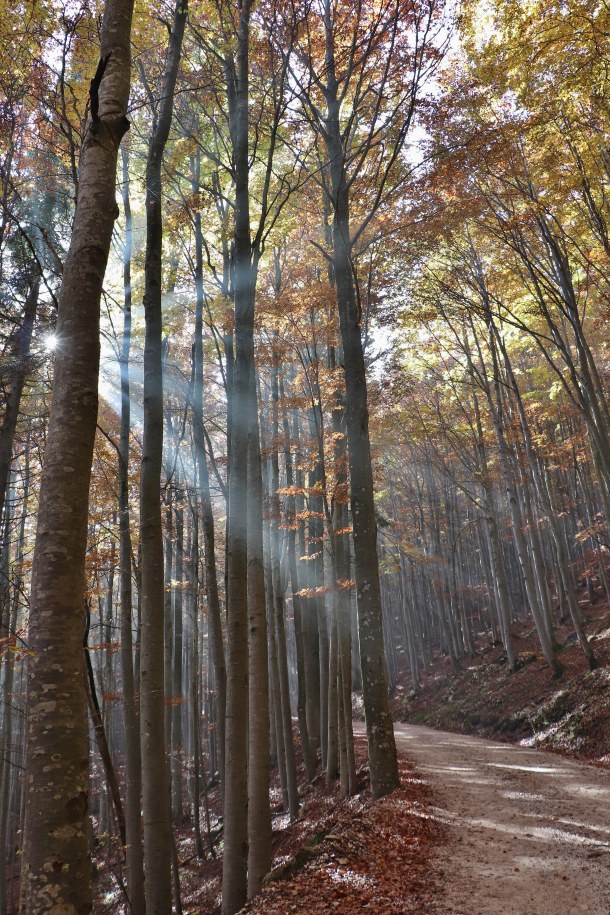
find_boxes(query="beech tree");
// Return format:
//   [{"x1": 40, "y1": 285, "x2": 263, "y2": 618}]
[
  {"x1": 287, "y1": 0, "x2": 443, "y2": 799},
  {"x1": 18, "y1": 0, "x2": 134, "y2": 910},
  {"x1": 138, "y1": 1, "x2": 187, "y2": 909}
]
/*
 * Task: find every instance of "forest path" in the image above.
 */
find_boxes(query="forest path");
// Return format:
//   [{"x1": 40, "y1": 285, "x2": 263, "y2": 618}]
[{"x1": 391, "y1": 724, "x2": 610, "y2": 914}]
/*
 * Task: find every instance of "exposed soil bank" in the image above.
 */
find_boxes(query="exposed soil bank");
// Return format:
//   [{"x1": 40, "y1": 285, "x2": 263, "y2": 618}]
[{"x1": 396, "y1": 602, "x2": 610, "y2": 765}]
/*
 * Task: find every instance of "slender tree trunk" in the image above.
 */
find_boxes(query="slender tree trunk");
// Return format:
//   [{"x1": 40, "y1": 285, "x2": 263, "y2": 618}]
[
  {"x1": 19, "y1": 4, "x2": 133, "y2": 909},
  {"x1": 139, "y1": 4, "x2": 187, "y2": 910},
  {"x1": 191, "y1": 168, "x2": 226, "y2": 791},
  {"x1": 321, "y1": 5, "x2": 399, "y2": 799},
  {"x1": 326, "y1": 607, "x2": 339, "y2": 782},
  {"x1": 305, "y1": 424, "x2": 323, "y2": 752},
  {"x1": 172, "y1": 490, "x2": 185, "y2": 819},
  {"x1": 497, "y1": 331, "x2": 597, "y2": 670},
  {"x1": 330, "y1": 349, "x2": 356, "y2": 793},
  {"x1": 246, "y1": 385, "x2": 272, "y2": 895},
  {"x1": 270, "y1": 352, "x2": 299, "y2": 818},
  {"x1": 280, "y1": 376, "x2": 316, "y2": 779},
  {"x1": 119, "y1": 143, "x2": 145, "y2": 915},
  {"x1": 164, "y1": 501, "x2": 174, "y2": 752},
  {"x1": 188, "y1": 506, "x2": 205, "y2": 858},
  {"x1": 83, "y1": 604, "x2": 126, "y2": 847},
  {"x1": 0, "y1": 473, "x2": 20, "y2": 913},
  {"x1": 485, "y1": 334, "x2": 562, "y2": 676},
  {"x1": 0, "y1": 278, "x2": 38, "y2": 531},
  {"x1": 260, "y1": 421, "x2": 288, "y2": 805},
  {"x1": 470, "y1": 386, "x2": 518, "y2": 671},
  {"x1": 222, "y1": 5, "x2": 256, "y2": 909}
]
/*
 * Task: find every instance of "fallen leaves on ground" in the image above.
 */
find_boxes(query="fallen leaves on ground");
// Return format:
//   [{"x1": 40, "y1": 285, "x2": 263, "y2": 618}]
[{"x1": 240, "y1": 738, "x2": 442, "y2": 915}]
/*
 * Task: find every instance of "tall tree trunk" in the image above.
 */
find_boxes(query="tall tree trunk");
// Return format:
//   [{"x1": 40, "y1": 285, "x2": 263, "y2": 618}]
[
  {"x1": 19, "y1": 3, "x2": 133, "y2": 909},
  {"x1": 280, "y1": 376, "x2": 317, "y2": 780},
  {"x1": 222, "y1": 4, "x2": 256, "y2": 910},
  {"x1": 0, "y1": 474, "x2": 19, "y2": 913},
  {"x1": 172, "y1": 489, "x2": 185, "y2": 819},
  {"x1": 83, "y1": 603, "x2": 126, "y2": 847},
  {"x1": 191, "y1": 160, "x2": 226, "y2": 791},
  {"x1": 246, "y1": 387, "x2": 272, "y2": 895},
  {"x1": 304, "y1": 423, "x2": 322, "y2": 753},
  {"x1": 322, "y1": 8, "x2": 399, "y2": 798},
  {"x1": 270, "y1": 352, "x2": 298, "y2": 818},
  {"x1": 119, "y1": 143, "x2": 145, "y2": 915},
  {"x1": 484, "y1": 326, "x2": 563, "y2": 676},
  {"x1": 329, "y1": 357, "x2": 356, "y2": 793},
  {"x1": 496, "y1": 329, "x2": 597, "y2": 670},
  {"x1": 188, "y1": 504, "x2": 205, "y2": 858},
  {"x1": 139, "y1": 3, "x2": 187, "y2": 911},
  {"x1": 164, "y1": 500, "x2": 174, "y2": 752}
]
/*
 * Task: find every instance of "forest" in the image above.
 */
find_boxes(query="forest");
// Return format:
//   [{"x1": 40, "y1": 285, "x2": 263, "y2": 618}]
[{"x1": 1, "y1": 0, "x2": 610, "y2": 912}]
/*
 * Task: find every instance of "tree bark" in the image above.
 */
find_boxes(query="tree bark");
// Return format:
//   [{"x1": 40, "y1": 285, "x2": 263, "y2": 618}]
[
  {"x1": 119, "y1": 143, "x2": 145, "y2": 915},
  {"x1": 139, "y1": 3, "x2": 187, "y2": 911},
  {"x1": 19, "y1": 2, "x2": 133, "y2": 909},
  {"x1": 280, "y1": 376, "x2": 317, "y2": 780},
  {"x1": 269, "y1": 351, "x2": 298, "y2": 818},
  {"x1": 246, "y1": 386, "x2": 272, "y2": 895},
  {"x1": 191, "y1": 166, "x2": 226, "y2": 791},
  {"x1": 222, "y1": 4, "x2": 256, "y2": 910},
  {"x1": 321, "y1": 8, "x2": 399, "y2": 798}
]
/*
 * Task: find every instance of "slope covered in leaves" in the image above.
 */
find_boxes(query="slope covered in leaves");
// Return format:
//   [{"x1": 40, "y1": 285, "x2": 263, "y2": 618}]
[
  {"x1": 242, "y1": 738, "x2": 442, "y2": 915},
  {"x1": 397, "y1": 597, "x2": 610, "y2": 766}
]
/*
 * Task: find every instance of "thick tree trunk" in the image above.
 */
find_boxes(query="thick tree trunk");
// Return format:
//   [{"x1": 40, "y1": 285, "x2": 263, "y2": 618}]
[{"x1": 19, "y1": 2, "x2": 133, "y2": 909}]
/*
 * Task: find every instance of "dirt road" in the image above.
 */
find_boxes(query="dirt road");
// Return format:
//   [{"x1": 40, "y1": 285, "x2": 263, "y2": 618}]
[{"x1": 393, "y1": 724, "x2": 610, "y2": 914}]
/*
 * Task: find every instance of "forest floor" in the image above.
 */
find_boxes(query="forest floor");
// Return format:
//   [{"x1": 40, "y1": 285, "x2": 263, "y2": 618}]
[
  {"x1": 394, "y1": 598, "x2": 610, "y2": 766},
  {"x1": 90, "y1": 734, "x2": 443, "y2": 913},
  {"x1": 91, "y1": 720, "x2": 610, "y2": 915},
  {"x1": 178, "y1": 734, "x2": 443, "y2": 914},
  {"x1": 86, "y1": 598, "x2": 610, "y2": 912}
]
